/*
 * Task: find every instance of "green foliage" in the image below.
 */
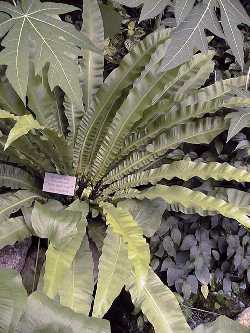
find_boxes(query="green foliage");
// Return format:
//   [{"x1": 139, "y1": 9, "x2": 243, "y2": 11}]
[
  {"x1": 115, "y1": 0, "x2": 250, "y2": 72},
  {"x1": 0, "y1": 0, "x2": 98, "y2": 107},
  {"x1": 0, "y1": 269, "x2": 27, "y2": 333},
  {"x1": 193, "y1": 315, "x2": 250, "y2": 333},
  {"x1": 0, "y1": 0, "x2": 250, "y2": 332}
]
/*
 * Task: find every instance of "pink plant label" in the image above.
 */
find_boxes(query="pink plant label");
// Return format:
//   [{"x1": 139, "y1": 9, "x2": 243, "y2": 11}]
[{"x1": 43, "y1": 173, "x2": 76, "y2": 196}]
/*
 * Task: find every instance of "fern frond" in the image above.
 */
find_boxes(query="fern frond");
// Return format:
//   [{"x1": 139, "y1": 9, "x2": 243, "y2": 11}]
[
  {"x1": 0, "y1": 73, "x2": 26, "y2": 115},
  {"x1": 214, "y1": 187, "x2": 250, "y2": 215},
  {"x1": 163, "y1": 202, "x2": 216, "y2": 216},
  {"x1": 42, "y1": 129, "x2": 73, "y2": 175},
  {"x1": 122, "y1": 98, "x2": 225, "y2": 157},
  {"x1": 104, "y1": 116, "x2": 228, "y2": 184},
  {"x1": 63, "y1": 94, "x2": 84, "y2": 144},
  {"x1": 74, "y1": 29, "x2": 170, "y2": 176},
  {"x1": 59, "y1": 236, "x2": 94, "y2": 315},
  {"x1": 181, "y1": 76, "x2": 247, "y2": 106},
  {"x1": 93, "y1": 227, "x2": 131, "y2": 318},
  {"x1": 82, "y1": 0, "x2": 104, "y2": 112},
  {"x1": 151, "y1": 51, "x2": 214, "y2": 105},
  {"x1": 92, "y1": 53, "x2": 215, "y2": 182},
  {"x1": 173, "y1": 57, "x2": 214, "y2": 101},
  {"x1": 103, "y1": 160, "x2": 250, "y2": 195},
  {"x1": 43, "y1": 201, "x2": 88, "y2": 299},
  {"x1": 0, "y1": 163, "x2": 37, "y2": 190},
  {"x1": 0, "y1": 190, "x2": 41, "y2": 222},
  {"x1": 118, "y1": 198, "x2": 166, "y2": 237},
  {"x1": 127, "y1": 269, "x2": 191, "y2": 333},
  {"x1": 0, "y1": 135, "x2": 55, "y2": 174},
  {"x1": 0, "y1": 270, "x2": 27, "y2": 332},
  {"x1": 115, "y1": 185, "x2": 250, "y2": 229},
  {"x1": 0, "y1": 217, "x2": 31, "y2": 250},
  {"x1": 43, "y1": 224, "x2": 85, "y2": 299},
  {"x1": 27, "y1": 65, "x2": 65, "y2": 134},
  {"x1": 100, "y1": 202, "x2": 150, "y2": 289}
]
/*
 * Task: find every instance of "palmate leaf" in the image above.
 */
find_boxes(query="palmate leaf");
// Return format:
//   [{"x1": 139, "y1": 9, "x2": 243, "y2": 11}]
[
  {"x1": 101, "y1": 203, "x2": 150, "y2": 289},
  {"x1": 104, "y1": 116, "x2": 228, "y2": 184},
  {"x1": 159, "y1": 1, "x2": 224, "y2": 72},
  {"x1": 74, "y1": 29, "x2": 170, "y2": 176},
  {"x1": 127, "y1": 269, "x2": 191, "y2": 333},
  {"x1": 59, "y1": 236, "x2": 94, "y2": 316},
  {"x1": 0, "y1": 269, "x2": 27, "y2": 333},
  {"x1": 0, "y1": 0, "x2": 98, "y2": 107},
  {"x1": 103, "y1": 160, "x2": 250, "y2": 195},
  {"x1": 93, "y1": 227, "x2": 131, "y2": 318},
  {"x1": 115, "y1": 0, "x2": 171, "y2": 22},
  {"x1": 139, "y1": 0, "x2": 171, "y2": 22},
  {"x1": 226, "y1": 108, "x2": 250, "y2": 142},
  {"x1": 0, "y1": 217, "x2": 31, "y2": 250},
  {"x1": 43, "y1": 200, "x2": 88, "y2": 299},
  {"x1": 118, "y1": 0, "x2": 250, "y2": 71},
  {"x1": 175, "y1": 0, "x2": 196, "y2": 25},
  {"x1": 117, "y1": 184, "x2": 250, "y2": 229},
  {"x1": 218, "y1": 0, "x2": 250, "y2": 70},
  {"x1": 92, "y1": 52, "x2": 214, "y2": 182},
  {"x1": 17, "y1": 292, "x2": 110, "y2": 333},
  {"x1": 0, "y1": 190, "x2": 41, "y2": 223},
  {"x1": 160, "y1": 0, "x2": 250, "y2": 71}
]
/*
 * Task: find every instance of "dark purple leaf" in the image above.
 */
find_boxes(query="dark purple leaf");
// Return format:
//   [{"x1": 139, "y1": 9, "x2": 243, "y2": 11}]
[
  {"x1": 171, "y1": 227, "x2": 182, "y2": 246},
  {"x1": 167, "y1": 268, "x2": 184, "y2": 286},
  {"x1": 180, "y1": 235, "x2": 197, "y2": 251}
]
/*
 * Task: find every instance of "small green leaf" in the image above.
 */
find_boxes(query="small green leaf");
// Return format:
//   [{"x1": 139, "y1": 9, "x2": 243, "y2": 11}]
[
  {"x1": 201, "y1": 284, "x2": 209, "y2": 299},
  {"x1": 5, "y1": 115, "x2": 43, "y2": 150}
]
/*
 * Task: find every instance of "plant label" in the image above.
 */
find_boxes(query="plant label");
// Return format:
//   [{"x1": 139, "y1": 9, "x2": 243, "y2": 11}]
[{"x1": 43, "y1": 173, "x2": 76, "y2": 196}]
